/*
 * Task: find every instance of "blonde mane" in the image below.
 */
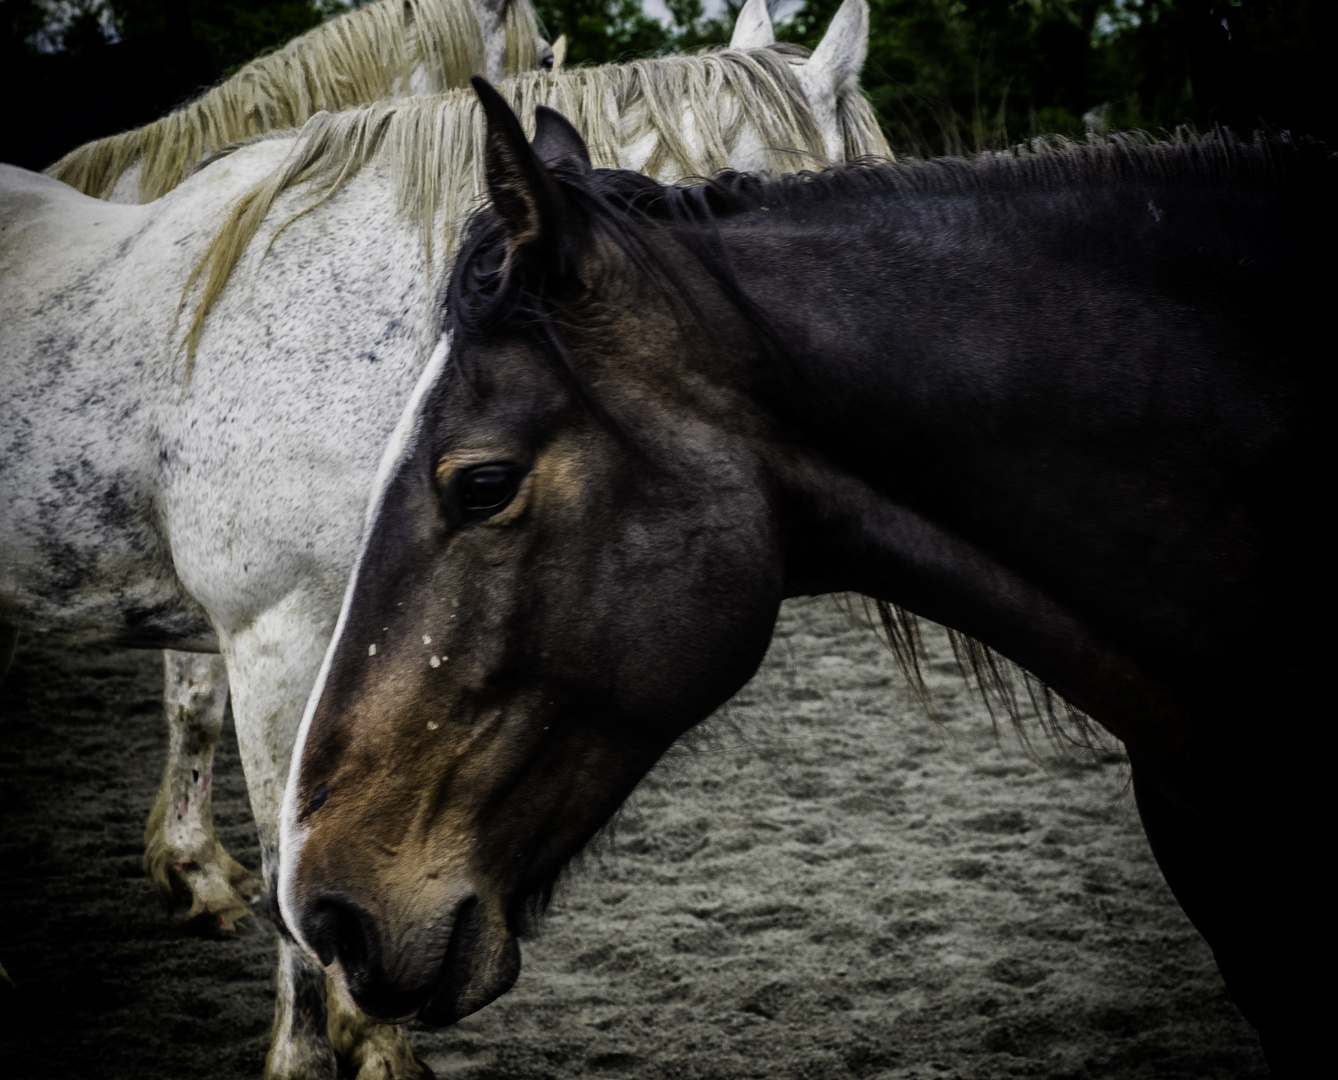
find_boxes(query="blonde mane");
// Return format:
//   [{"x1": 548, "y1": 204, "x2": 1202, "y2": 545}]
[
  {"x1": 47, "y1": 0, "x2": 544, "y2": 203},
  {"x1": 180, "y1": 47, "x2": 889, "y2": 366}
]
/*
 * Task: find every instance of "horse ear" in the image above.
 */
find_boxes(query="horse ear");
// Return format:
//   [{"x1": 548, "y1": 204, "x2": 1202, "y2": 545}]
[
  {"x1": 729, "y1": 0, "x2": 774, "y2": 49},
  {"x1": 804, "y1": 0, "x2": 868, "y2": 94},
  {"x1": 473, "y1": 77, "x2": 565, "y2": 253},
  {"x1": 532, "y1": 105, "x2": 591, "y2": 171},
  {"x1": 550, "y1": 34, "x2": 567, "y2": 72}
]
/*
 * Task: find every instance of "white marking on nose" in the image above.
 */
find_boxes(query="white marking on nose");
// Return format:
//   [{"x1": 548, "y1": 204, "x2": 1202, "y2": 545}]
[
  {"x1": 430, "y1": 656, "x2": 440, "y2": 668},
  {"x1": 368, "y1": 644, "x2": 377, "y2": 656},
  {"x1": 423, "y1": 635, "x2": 432, "y2": 645},
  {"x1": 427, "y1": 721, "x2": 439, "y2": 731}
]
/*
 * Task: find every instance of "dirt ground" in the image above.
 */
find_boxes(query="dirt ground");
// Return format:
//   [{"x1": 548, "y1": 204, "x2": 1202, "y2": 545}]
[{"x1": 0, "y1": 596, "x2": 1267, "y2": 1079}]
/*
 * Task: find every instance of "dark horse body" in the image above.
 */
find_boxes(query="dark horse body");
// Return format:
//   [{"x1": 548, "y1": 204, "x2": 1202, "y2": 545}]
[{"x1": 280, "y1": 81, "x2": 1328, "y2": 1074}]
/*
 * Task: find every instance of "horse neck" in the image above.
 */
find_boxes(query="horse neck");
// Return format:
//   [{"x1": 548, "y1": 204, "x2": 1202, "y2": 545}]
[
  {"x1": 717, "y1": 162, "x2": 1293, "y2": 512},
  {"x1": 694, "y1": 161, "x2": 1307, "y2": 746}
]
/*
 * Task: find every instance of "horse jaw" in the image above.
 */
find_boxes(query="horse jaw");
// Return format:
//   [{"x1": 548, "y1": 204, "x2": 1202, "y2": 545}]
[
  {"x1": 793, "y1": 0, "x2": 869, "y2": 163},
  {"x1": 730, "y1": 0, "x2": 775, "y2": 49}
]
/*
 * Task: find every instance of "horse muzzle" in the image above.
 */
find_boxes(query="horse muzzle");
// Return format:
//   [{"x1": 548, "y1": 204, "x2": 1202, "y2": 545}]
[{"x1": 298, "y1": 888, "x2": 520, "y2": 1024}]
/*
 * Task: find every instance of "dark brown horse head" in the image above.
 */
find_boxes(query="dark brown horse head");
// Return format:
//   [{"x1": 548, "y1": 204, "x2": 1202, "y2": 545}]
[{"x1": 278, "y1": 81, "x2": 787, "y2": 1025}]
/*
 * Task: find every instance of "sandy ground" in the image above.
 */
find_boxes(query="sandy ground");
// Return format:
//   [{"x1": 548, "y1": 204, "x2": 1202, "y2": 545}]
[{"x1": 0, "y1": 596, "x2": 1267, "y2": 1079}]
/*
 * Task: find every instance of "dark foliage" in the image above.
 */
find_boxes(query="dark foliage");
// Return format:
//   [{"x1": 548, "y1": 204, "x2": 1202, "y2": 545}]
[
  {"x1": 532, "y1": 0, "x2": 740, "y2": 63},
  {"x1": 4, "y1": 1, "x2": 1330, "y2": 170},
  {"x1": 0, "y1": 0, "x2": 337, "y2": 170},
  {"x1": 777, "y1": 0, "x2": 1334, "y2": 157},
  {"x1": 535, "y1": 0, "x2": 1335, "y2": 156}
]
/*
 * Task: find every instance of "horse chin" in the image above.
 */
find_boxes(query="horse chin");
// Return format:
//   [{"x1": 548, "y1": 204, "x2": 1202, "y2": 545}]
[
  {"x1": 416, "y1": 927, "x2": 522, "y2": 1027},
  {"x1": 339, "y1": 897, "x2": 522, "y2": 1027}
]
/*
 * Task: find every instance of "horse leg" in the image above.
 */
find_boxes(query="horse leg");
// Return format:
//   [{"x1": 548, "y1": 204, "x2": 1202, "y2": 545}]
[
  {"x1": 328, "y1": 980, "x2": 433, "y2": 1080},
  {"x1": 144, "y1": 650, "x2": 261, "y2": 930},
  {"x1": 1130, "y1": 754, "x2": 1318, "y2": 1077},
  {"x1": 223, "y1": 596, "x2": 432, "y2": 1080}
]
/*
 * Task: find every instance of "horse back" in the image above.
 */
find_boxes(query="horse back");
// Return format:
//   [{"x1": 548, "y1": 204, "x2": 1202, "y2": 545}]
[{"x1": 0, "y1": 165, "x2": 210, "y2": 645}]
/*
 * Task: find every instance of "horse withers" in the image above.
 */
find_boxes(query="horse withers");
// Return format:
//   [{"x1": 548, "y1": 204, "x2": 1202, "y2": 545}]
[{"x1": 281, "y1": 87, "x2": 1328, "y2": 1073}]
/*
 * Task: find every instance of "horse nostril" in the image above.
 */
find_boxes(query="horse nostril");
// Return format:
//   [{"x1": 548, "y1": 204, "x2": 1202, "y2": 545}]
[{"x1": 305, "y1": 895, "x2": 377, "y2": 981}]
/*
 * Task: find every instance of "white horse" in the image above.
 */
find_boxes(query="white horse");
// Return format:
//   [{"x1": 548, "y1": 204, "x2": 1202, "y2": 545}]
[
  {"x1": 39, "y1": 0, "x2": 554, "y2": 938},
  {"x1": 0, "y1": 2, "x2": 884, "y2": 1075}
]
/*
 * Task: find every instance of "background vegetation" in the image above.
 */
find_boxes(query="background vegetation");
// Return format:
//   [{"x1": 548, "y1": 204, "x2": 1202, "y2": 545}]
[
  {"x1": 536, "y1": 0, "x2": 1334, "y2": 156},
  {"x1": 1, "y1": 0, "x2": 1332, "y2": 169}
]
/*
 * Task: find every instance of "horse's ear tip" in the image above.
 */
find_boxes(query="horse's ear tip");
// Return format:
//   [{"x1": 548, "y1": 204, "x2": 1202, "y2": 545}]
[
  {"x1": 472, "y1": 76, "x2": 502, "y2": 107},
  {"x1": 533, "y1": 106, "x2": 592, "y2": 170}
]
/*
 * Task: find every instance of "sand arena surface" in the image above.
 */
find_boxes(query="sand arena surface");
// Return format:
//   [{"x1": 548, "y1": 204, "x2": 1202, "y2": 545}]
[{"x1": 0, "y1": 597, "x2": 1266, "y2": 1078}]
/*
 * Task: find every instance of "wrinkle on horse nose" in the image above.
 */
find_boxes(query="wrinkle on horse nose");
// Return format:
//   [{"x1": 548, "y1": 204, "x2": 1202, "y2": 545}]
[{"x1": 303, "y1": 893, "x2": 379, "y2": 981}]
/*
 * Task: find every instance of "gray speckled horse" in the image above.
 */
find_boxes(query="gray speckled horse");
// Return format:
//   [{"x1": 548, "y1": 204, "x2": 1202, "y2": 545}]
[
  {"x1": 39, "y1": 0, "x2": 553, "y2": 946},
  {"x1": 0, "y1": 4, "x2": 885, "y2": 1074}
]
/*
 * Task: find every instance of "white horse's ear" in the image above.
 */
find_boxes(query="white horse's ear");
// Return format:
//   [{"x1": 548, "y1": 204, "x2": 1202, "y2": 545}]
[
  {"x1": 805, "y1": 0, "x2": 868, "y2": 92},
  {"x1": 550, "y1": 34, "x2": 567, "y2": 72},
  {"x1": 730, "y1": 0, "x2": 775, "y2": 49}
]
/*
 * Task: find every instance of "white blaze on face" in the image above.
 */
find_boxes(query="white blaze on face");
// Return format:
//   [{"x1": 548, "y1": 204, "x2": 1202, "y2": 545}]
[{"x1": 276, "y1": 331, "x2": 453, "y2": 960}]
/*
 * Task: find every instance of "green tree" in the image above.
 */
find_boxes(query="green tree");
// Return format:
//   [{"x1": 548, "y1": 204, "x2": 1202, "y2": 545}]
[
  {"x1": 534, "y1": 0, "x2": 674, "y2": 63},
  {"x1": 532, "y1": 0, "x2": 740, "y2": 65},
  {"x1": 112, "y1": 0, "x2": 340, "y2": 75},
  {"x1": 0, "y1": 0, "x2": 344, "y2": 168},
  {"x1": 4, "y1": 0, "x2": 1333, "y2": 168},
  {"x1": 775, "y1": 0, "x2": 1335, "y2": 157}
]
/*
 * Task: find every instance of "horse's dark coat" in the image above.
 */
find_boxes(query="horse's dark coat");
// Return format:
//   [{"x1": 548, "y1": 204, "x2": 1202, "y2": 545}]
[{"x1": 290, "y1": 81, "x2": 1328, "y2": 1075}]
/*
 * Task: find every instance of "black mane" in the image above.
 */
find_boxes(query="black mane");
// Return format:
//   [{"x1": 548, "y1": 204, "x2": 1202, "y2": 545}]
[{"x1": 449, "y1": 129, "x2": 1326, "y2": 348}]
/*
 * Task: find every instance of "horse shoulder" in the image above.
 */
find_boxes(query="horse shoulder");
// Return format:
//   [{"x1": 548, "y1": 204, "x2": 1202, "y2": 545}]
[{"x1": 165, "y1": 170, "x2": 435, "y2": 635}]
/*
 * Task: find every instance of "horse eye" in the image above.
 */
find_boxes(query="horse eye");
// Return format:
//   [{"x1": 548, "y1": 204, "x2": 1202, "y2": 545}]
[{"x1": 460, "y1": 466, "x2": 517, "y2": 513}]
